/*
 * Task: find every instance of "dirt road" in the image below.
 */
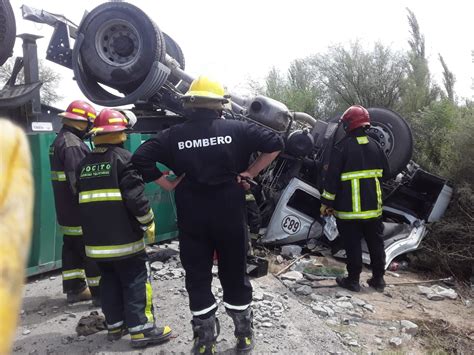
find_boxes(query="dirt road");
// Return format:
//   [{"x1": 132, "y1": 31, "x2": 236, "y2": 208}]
[{"x1": 13, "y1": 268, "x2": 347, "y2": 354}]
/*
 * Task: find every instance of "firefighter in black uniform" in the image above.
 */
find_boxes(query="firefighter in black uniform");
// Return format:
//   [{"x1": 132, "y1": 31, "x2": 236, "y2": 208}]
[
  {"x1": 76, "y1": 109, "x2": 172, "y2": 348},
  {"x1": 132, "y1": 76, "x2": 284, "y2": 354},
  {"x1": 49, "y1": 100, "x2": 101, "y2": 304},
  {"x1": 320, "y1": 105, "x2": 390, "y2": 292}
]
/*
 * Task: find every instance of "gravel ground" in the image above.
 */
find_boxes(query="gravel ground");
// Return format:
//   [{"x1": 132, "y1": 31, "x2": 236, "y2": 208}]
[{"x1": 13, "y1": 261, "x2": 347, "y2": 354}]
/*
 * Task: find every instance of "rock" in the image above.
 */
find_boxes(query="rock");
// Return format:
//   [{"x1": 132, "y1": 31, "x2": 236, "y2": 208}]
[
  {"x1": 61, "y1": 336, "x2": 74, "y2": 345},
  {"x1": 418, "y1": 285, "x2": 458, "y2": 300},
  {"x1": 311, "y1": 304, "x2": 328, "y2": 317},
  {"x1": 281, "y1": 271, "x2": 303, "y2": 281},
  {"x1": 351, "y1": 297, "x2": 366, "y2": 307},
  {"x1": 253, "y1": 292, "x2": 264, "y2": 301},
  {"x1": 375, "y1": 337, "x2": 383, "y2": 345},
  {"x1": 310, "y1": 293, "x2": 325, "y2": 302},
  {"x1": 363, "y1": 303, "x2": 374, "y2": 312},
  {"x1": 150, "y1": 261, "x2": 164, "y2": 271},
  {"x1": 280, "y1": 245, "x2": 302, "y2": 258},
  {"x1": 384, "y1": 291, "x2": 393, "y2": 298},
  {"x1": 323, "y1": 306, "x2": 335, "y2": 317},
  {"x1": 22, "y1": 329, "x2": 31, "y2": 335},
  {"x1": 347, "y1": 339, "x2": 359, "y2": 347},
  {"x1": 295, "y1": 285, "x2": 312, "y2": 296},
  {"x1": 335, "y1": 291, "x2": 352, "y2": 299},
  {"x1": 77, "y1": 335, "x2": 86, "y2": 342},
  {"x1": 20, "y1": 309, "x2": 25, "y2": 315},
  {"x1": 388, "y1": 326, "x2": 397, "y2": 331},
  {"x1": 335, "y1": 301, "x2": 354, "y2": 310},
  {"x1": 400, "y1": 320, "x2": 418, "y2": 335},
  {"x1": 276, "y1": 255, "x2": 284, "y2": 264},
  {"x1": 49, "y1": 276, "x2": 56, "y2": 280},
  {"x1": 406, "y1": 304, "x2": 414, "y2": 309},
  {"x1": 326, "y1": 318, "x2": 339, "y2": 326},
  {"x1": 263, "y1": 292, "x2": 275, "y2": 301},
  {"x1": 261, "y1": 322, "x2": 273, "y2": 328},
  {"x1": 389, "y1": 337, "x2": 403, "y2": 347}
]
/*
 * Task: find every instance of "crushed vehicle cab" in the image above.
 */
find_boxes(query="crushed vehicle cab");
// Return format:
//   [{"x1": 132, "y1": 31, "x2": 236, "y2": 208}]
[{"x1": 19, "y1": 1, "x2": 452, "y2": 269}]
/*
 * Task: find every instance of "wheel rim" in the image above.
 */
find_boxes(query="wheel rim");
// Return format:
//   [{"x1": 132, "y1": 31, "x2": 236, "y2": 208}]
[
  {"x1": 95, "y1": 19, "x2": 142, "y2": 67},
  {"x1": 368, "y1": 122, "x2": 394, "y2": 156}
]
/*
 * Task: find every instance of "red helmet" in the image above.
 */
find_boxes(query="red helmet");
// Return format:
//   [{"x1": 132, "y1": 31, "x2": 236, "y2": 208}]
[
  {"x1": 90, "y1": 109, "x2": 128, "y2": 135},
  {"x1": 340, "y1": 105, "x2": 370, "y2": 132},
  {"x1": 59, "y1": 100, "x2": 97, "y2": 122}
]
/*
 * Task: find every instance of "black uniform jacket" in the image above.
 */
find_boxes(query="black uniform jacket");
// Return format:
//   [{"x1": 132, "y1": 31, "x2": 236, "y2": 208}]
[
  {"x1": 131, "y1": 109, "x2": 284, "y2": 186},
  {"x1": 49, "y1": 126, "x2": 90, "y2": 235},
  {"x1": 320, "y1": 130, "x2": 390, "y2": 220},
  {"x1": 77, "y1": 144, "x2": 154, "y2": 261}
]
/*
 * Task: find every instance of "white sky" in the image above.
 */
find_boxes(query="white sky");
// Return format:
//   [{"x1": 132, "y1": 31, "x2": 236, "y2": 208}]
[{"x1": 9, "y1": 0, "x2": 474, "y2": 109}]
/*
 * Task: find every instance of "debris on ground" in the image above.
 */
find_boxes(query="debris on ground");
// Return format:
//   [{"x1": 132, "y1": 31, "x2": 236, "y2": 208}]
[
  {"x1": 75, "y1": 311, "x2": 106, "y2": 336},
  {"x1": 418, "y1": 284, "x2": 458, "y2": 300},
  {"x1": 280, "y1": 245, "x2": 302, "y2": 259}
]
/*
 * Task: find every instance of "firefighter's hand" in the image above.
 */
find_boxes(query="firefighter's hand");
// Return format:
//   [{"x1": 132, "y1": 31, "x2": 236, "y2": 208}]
[
  {"x1": 320, "y1": 204, "x2": 334, "y2": 216},
  {"x1": 237, "y1": 171, "x2": 253, "y2": 190},
  {"x1": 145, "y1": 222, "x2": 156, "y2": 244},
  {"x1": 154, "y1": 173, "x2": 185, "y2": 191}
]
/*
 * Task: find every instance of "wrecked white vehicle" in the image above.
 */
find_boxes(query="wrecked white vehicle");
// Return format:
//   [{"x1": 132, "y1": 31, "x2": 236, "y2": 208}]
[{"x1": 20, "y1": 2, "x2": 452, "y2": 269}]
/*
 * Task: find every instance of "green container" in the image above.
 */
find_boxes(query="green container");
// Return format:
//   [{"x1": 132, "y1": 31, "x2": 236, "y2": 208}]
[
  {"x1": 26, "y1": 133, "x2": 178, "y2": 277},
  {"x1": 27, "y1": 133, "x2": 62, "y2": 276}
]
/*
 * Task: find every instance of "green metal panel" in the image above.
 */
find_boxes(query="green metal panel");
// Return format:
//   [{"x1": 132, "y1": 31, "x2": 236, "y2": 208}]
[
  {"x1": 26, "y1": 133, "x2": 62, "y2": 276},
  {"x1": 26, "y1": 132, "x2": 178, "y2": 277}
]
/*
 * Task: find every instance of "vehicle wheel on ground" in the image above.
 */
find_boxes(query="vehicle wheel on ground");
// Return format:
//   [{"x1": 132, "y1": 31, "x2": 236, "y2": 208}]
[
  {"x1": 0, "y1": 0, "x2": 16, "y2": 66},
  {"x1": 328, "y1": 108, "x2": 413, "y2": 178},
  {"x1": 77, "y1": 1, "x2": 165, "y2": 93},
  {"x1": 163, "y1": 32, "x2": 185, "y2": 86}
]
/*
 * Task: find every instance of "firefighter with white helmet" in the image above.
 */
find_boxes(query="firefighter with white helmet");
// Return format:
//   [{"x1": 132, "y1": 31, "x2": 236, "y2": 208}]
[
  {"x1": 320, "y1": 105, "x2": 390, "y2": 292},
  {"x1": 49, "y1": 100, "x2": 101, "y2": 305},
  {"x1": 132, "y1": 76, "x2": 284, "y2": 354},
  {"x1": 76, "y1": 109, "x2": 172, "y2": 348}
]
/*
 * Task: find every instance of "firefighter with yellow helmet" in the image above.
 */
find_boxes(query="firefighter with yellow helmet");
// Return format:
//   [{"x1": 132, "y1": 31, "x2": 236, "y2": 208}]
[
  {"x1": 132, "y1": 76, "x2": 284, "y2": 354},
  {"x1": 76, "y1": 109, "x2": 172, "y2": 348}
]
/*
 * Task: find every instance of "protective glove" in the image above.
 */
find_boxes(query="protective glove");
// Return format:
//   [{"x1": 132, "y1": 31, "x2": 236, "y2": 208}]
[
  {"x1": 320, "y1": 204, "x2": 334, "y2": 216},
  {"x1": 145, "y1": 221, "x2": 156, "y2": 244}
]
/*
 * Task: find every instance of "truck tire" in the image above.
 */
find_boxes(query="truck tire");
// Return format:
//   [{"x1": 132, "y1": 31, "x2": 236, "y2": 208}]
[
  {"x1": 163, "y1": 32, "x2": 185, "y2": 85},
  {"x1": 328, "y1": 108, "x2": 413, "y2": 177},
  {"x1": 0, "y1": 0, "x2": 16, "y2": 66},
  {"x1": 367, "y1": 108, "x2": 413, "y2": 177},
  {"x1": 77, "y1": 2, "x2": 165, "y2": 93}
]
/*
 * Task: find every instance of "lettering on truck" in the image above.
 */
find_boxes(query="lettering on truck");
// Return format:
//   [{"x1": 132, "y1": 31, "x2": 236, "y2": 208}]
[{"x1": 178, "y1": 136, "x2": 232, "y2": 150}]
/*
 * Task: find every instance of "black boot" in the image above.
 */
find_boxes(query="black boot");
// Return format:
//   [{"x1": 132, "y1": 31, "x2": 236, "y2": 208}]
[
  {"x1": 191, "y1": 314, "x2": 220, "y2": 355},
  {"x1": 107, "y1": 324, "x2": 128, "y2": 341},
  {"x1": 227, "y1": 307, "x2": 254, "y2": 353},
  {"x1": 367, "y1": 276, "x2": 386, "y2": 292},
  {"x1": 336, "y1": 276, "x2": 361, "y2": 292},
  {"x1": 130, "y1": 325, "x2": 172, "y2": 348}
]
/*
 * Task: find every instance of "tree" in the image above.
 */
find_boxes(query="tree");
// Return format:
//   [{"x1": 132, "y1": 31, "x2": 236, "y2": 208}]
[
  {"x1": 439, "y1": 54, "x2": 455, "y2": 102},
  {"x1": 0, "y1": 58, "x2": 63, "y2": 106},
  {"x1": 310, "y1": 41, "x2": 408, "y2": 111},
  {"x1": 400, "y1": 9, "x2": 440, "y2": 115}
]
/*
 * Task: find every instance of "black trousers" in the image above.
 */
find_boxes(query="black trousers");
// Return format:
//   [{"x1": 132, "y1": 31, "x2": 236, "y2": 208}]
[
  {"x1": 176, "y1": 182, "x2": 253, "y2": 316},
  {"x1": 246, "y1": 192, "x2": 262, "y2": 234},
  {"x1": 62, "y1": 236, "x2": 100, "y2": 297},
  {"x1": 96, "y1": 253, "x2": 155, "y2": 332},
  {"x1": 336, "y1": 218, "x2": 386, "y2": 281}
]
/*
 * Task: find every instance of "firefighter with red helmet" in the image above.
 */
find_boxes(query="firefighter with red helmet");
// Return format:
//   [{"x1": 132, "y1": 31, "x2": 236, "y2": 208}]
[
  {"x1": 320, "y1": 105, "x2": 390, "y2": 292},
  {"x1": 76, "y1": 109, "x2": 172, "y2": 348},
  {"x1": 49, "y1": 100, "x2": 101, "y2": 304}
]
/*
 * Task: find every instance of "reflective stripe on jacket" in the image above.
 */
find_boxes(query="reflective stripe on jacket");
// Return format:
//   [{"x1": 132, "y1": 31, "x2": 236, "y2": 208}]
[{"x1": 320, "y1": 132, "x2": 390, "y2": 220}]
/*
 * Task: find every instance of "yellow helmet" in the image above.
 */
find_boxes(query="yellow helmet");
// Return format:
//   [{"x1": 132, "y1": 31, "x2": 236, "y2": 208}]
[{"x1": 182, "y1": 76, "x2": 230, "y2": 106}]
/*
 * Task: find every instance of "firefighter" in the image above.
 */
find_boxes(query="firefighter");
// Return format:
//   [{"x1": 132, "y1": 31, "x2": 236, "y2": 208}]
[
  {"x1": 49, "y1": 100, "x2": 101, "y2": 304},
  {"x1": 320, "y1": 105, "x2": 390, "y2": 292},
  {"x1": 76, "y1": 109, "x2": 172, "y2": 348},
  {"x1": 132, "y1": 76, "x2": 284, "y2": 354}
]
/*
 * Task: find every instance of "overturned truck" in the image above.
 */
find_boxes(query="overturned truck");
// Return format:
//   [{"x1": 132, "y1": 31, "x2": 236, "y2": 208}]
[{"x1": 20, "y1": 1, "x2": 452, "y2": 268}]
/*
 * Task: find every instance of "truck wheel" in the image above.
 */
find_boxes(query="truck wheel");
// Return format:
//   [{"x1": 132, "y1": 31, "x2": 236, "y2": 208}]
[
  {"x1": 367, "y1": 108, "x2": 413, "y2": 177},
  {"x1": 77, "y1": 2, "x2": 165, "y2": 93},
  {"x1": 163, "y1": 32, "x2": 185, "y2": 85},
  {"x1": 0, "y1": 0, "x2": 16, "y2": 66},
  {"x1": 328, "y1": 108, "x2": 413, "y2": 177}
]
